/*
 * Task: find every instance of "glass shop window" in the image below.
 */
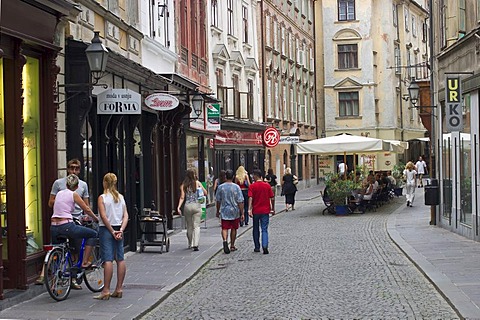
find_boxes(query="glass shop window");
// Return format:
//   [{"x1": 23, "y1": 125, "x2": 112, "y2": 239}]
[{"x1": 22, "y1": 56, "x2": 43, "y2": 254}]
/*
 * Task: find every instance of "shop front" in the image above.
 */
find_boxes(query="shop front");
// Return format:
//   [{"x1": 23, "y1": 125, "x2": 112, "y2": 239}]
[
  {"x1": 64, "y1": 40, "x2": 199, "y2": 250},
  {"x1": 0, "y1": 0, "x2": 77, "y2": 295},
  {"x1": 213, "y1": 119, "x2": 267, "y2": 179}
]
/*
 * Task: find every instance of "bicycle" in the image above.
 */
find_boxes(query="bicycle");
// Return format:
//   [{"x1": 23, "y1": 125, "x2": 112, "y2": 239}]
[{"x1": 43, "y1": 219, "x2": 104, "y2": 301}]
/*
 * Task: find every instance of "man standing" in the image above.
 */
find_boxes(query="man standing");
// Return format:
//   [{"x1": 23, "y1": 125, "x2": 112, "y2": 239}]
[
  {"x1": 248, "y1": 169, "x2": 274, "y2": 254},
  {"x1": 36, "y1": 159, "x2": 93, "y2": 288},
  {"x1": 338, "y1": 162, "x2": 347, "y2": 176},
  {"x1": 215, "y1": 169, "x2": 244, "y2": 254},
  {"x1": 415, "y1": 156, "x2": 427, "y2": 188}
]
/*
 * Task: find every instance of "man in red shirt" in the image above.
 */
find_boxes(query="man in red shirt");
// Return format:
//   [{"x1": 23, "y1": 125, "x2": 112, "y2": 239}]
[{"x1": 248, "y1": 169, "x2": 274, "y2": 254}]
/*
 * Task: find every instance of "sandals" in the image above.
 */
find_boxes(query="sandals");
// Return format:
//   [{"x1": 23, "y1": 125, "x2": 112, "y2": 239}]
[{"x1": 230, "y1": 246, "x2": 237, "y2": 252}]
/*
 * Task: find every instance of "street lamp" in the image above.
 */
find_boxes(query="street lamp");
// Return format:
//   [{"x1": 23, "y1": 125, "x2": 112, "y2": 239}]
[
  {"x1": 408, "y1": 78, "x2": 420, "y2": 107},
  {"x1": 191, "y1": 94, "x2": 204, "y2": 118},
  {"x1": 85, "y1": 31, "x2": 109, "y2": 84}
]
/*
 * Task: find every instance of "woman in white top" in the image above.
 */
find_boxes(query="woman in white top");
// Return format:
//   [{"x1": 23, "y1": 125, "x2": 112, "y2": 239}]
[
  {"x1": 403, "y1": 161, "x2": 417, "y2": 207},
  {"x1": 95, "y1": 173, "x2": 129, "y2": 300}
]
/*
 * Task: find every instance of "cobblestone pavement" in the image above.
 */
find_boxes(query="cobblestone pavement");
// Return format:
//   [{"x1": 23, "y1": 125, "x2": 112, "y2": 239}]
[{"x1": 142, "y1": 197, "x2": 459, "y2": 320}]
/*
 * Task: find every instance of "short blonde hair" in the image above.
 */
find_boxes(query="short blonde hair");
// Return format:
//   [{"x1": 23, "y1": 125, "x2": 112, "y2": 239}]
[
  {"x1": 405, "y1": 161, "x2": 415, "y2": 170},
  {"x1": 285, "y1": 167, "x2": 292, "y2": 175}
]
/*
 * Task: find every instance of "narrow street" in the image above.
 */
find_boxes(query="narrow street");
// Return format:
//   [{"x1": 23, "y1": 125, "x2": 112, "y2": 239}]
[{"x1": 142, "y1": 197, "x2": 458, "y2": 319}]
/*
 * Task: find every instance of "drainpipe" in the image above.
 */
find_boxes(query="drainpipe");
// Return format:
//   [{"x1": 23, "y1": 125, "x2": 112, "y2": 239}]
[{"x1": 428, "y1": 0, "x2": 436, "y2": 225}]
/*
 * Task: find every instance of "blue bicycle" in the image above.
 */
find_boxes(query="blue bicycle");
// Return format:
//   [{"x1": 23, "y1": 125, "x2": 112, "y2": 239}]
[{"x1": 43, "y1": 220, "x2": 104, "y2": 301}]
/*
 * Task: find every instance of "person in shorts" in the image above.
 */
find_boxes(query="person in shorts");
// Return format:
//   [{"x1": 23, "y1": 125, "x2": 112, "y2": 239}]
[{"x1": 215, "y1": 169, "x2": 244, "y2": 254}]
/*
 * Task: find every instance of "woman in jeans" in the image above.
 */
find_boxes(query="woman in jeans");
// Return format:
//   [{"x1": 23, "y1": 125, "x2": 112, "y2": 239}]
[
  {"x1": 235, "y1": 166, "x2": 251, "y2": 226},
  {"x1": 177, "y1": 169, "x2": 207, "y2": 251},
  {"x1": 95, "y1": 173, "x2": 129, "y2": 300},
  {"x1": 50, "y1": 174, "x2": 99, "y2": 266}
]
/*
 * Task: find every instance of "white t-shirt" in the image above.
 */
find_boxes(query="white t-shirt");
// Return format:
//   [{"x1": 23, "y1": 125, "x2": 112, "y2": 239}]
[
  {"x1": 404, "y1": 169, "x2": 417, "y2": 185},
  {"x1": 338, "y1": 163, "x2": 347, "y2": 174},
  {"x1": 99, "y1": 193, "x2": 126, "y2": 227},
  {"x1": 415, "y1": 160, "x2": 427, "y2": 174}
]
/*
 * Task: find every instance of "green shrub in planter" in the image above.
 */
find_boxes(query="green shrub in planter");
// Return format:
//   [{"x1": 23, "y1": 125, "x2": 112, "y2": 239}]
[{"x1": 325, "y1": 174, "x2": 361, "y2": 205}]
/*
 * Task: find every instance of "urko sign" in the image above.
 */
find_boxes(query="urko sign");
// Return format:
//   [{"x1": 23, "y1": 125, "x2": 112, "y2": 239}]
[
  {"x1": 445, "y1": 77, "x2": 463, "y2": 132},
  {"x1": 97, "y1": 89, "x2": 141, "y2": 115}
]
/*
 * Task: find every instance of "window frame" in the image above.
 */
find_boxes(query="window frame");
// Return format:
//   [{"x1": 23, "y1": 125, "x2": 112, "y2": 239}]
[
  {"x1": 338, "y1": 0, "x2": 355, "y2": 21},
  {"x1": 337, "y1": 44, "x2": 358, "y2": 69},
  {"x1": 338, "y1": 91, "x2": 359, "y2": 117}
]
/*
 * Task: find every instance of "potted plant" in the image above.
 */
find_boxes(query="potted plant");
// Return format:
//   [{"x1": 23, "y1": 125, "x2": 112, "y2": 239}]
[
  {"x1": 325, "y1": 174, "x2": 361, "y2": 214},
  {"x1": 392, "y1": 162, "x2": 405, "y2": 196}
]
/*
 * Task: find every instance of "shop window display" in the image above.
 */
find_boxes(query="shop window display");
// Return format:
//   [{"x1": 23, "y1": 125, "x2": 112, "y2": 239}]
[
  {"x1": 0, "y1": 59, "x2": 6, "y2": 259},
  {"x1": 22, "y1": 56, "x2": 43, "y2": 254}
]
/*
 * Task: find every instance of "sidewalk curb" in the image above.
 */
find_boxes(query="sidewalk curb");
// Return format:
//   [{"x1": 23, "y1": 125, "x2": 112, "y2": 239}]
[{"x1": 387, "y1": 205, "x2": 477, "y2": 320}]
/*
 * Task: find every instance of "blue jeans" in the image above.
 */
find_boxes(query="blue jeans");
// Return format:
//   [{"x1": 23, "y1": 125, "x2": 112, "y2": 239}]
[
  {"x1": 50, "y1": 222, "x2": 98, "y2": 246},
  {"x1": 241, "y1": 190, "x2": 249, "y2": 225},
  {"x1": 252, "y1": 214, "x2": 269, "y2": 250},
  {"x1": 99, "y1": 226, "x2": 124, "y2": 262}
]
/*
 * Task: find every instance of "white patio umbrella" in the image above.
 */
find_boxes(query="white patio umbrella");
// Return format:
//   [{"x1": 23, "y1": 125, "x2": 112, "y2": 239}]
[
  {"x1": 297, "y1": 134, "x2": 391, "y2": 154},
  {"x1": 297, "y1": 134, "x2": 392, "y2": 175}
]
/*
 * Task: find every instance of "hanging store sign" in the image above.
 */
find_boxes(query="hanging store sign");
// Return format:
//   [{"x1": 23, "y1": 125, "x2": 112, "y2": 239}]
[
  {"x1": 263, "y1": 127, "x2": 280, "y2": 148},
  {"x1": 206, "y1": 103, "x2": 221, "y2": 131},
  {"x1": 445, "y1": 77, "x2": 463, "y2": 132},
  {"x1": 279, "y1": 136, "x2": 300, "y2": 144},
  {"x1": 144, "y1": 93, "x2": 179, "y2": 111},
  {"x1": 97, "y1": 89, "x2": 141, "y2": 115}
]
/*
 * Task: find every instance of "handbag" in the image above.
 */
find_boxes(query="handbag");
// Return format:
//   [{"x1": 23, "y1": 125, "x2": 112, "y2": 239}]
[{"x1": 293, "y1": 175, "x2": 299, "y2": 185}]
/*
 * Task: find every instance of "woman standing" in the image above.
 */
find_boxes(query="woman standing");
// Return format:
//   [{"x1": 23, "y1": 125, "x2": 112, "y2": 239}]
[
  {"x1": 177, "y1": 169, "x2": 207, "y2": 251},
  {"x1": 235, "y1": 166, "x2": 251, "y2": 226},
  {"x1": 282, "y1": 167, "x2": 298, "y2": 211},
  {"x1": 95, "y1": 173, "x2": 129, "y2": 300},
  {"x1": 403, "y1": 161, "x2": 417, "y2": 207}
]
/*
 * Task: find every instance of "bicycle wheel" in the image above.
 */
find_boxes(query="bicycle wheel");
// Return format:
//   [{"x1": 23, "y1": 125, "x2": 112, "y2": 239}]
[
  {"x1": 84, "y1": 245, "x2": 104, "y2": 292},
  {"x1": 45, "y1": 247, "x2": 72, "y2": 301}
]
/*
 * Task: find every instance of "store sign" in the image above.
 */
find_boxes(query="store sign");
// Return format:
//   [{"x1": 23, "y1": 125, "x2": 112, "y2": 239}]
[
  {"x1": 445, "y1": 77, "x2": 463, "y2": 132},
  {"x1": 263, "y1": 127, "x2": 280, "y2": 148},
  {"x1": 215, "y1": 130, "x2": 263, "y2": 146},
  {"x1": 206, "y1": 103, "x2": 221, "y2": 131},
  {"x1": 144, "y1": 93, "x2": 179, "y2": 111},
  {"x1": 97, "y1": 89, "x2": 141, "y2": 115},
  {"x1": 279, "y1": 136, "x2": 300, "y2": 144}
]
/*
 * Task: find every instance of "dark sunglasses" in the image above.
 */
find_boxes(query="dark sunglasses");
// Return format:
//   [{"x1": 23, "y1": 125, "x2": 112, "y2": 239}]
[{"x1": 69, "y1": 165, "x2": 80, "y2": 170}]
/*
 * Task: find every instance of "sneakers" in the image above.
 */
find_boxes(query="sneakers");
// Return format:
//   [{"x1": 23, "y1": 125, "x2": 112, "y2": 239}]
[
  {"x1": 223, "y1": 241, "x2": 230, "y2": 254},
  {"x1": 254, "y1": 248, "x2": 260, "y2": 253},
  {"x1": 263, "y1": 247, "x2": 269, "y2": 254},
  {"x1": 193, "y1": 246, "x2": 199, "y2": 251},
  {"x1": 406, "y1": 201, "x2": 410, "y2": 207}
]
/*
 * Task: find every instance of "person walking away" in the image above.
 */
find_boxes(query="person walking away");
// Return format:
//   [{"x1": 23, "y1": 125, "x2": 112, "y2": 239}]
[
  {"x1": 213, "y1": 170, "x2": 226, "y2": 194},
  {"x1": 249, "y1": 169, "x2": 274, "y2": 254},
  {"x1": 95, "y1": 173, "x2": 129, "y2": 300},
  {"x1": 177, "y1": 169, "x2": 207, "y2": 251},
  {"x1": 282, "y1": 167, "x2": 297, "y2": 211},
  {"x1": 415, "y1": 156, "x2": 427, "y2": 187},
  {"x1": 264, "y1": 168, "x2": 277, "y2": 213},
  {"x1": 215, "y1": 169, "x2": 244, "y2": 254},
  {"x1": 36, "y1": 159, "x2": 93, "y2": 287},
  {"x1": 403, "y1": 161, "x2": 417, "y2": 207},
  {"x1": 235, "y1": 166, "x2": 251, "y2": 226},
  {"x1": 50, "y1": 174, "x2": 99, "y2": 288}
]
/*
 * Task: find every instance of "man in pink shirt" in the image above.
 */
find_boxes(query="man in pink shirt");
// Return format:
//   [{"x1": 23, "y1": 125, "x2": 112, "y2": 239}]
[{"x1": 248, "y1": 169, "x2": 274, "y2": 254}]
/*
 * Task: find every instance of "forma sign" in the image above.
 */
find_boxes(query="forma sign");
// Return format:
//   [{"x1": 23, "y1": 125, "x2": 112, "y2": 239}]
[
  {"x1": 144, "y1": 93, "x2": 180, "y2": 111},
  {"x1": 97, "y1": 89, "x2": 141, "y2": 115},
  {"x1": 445, "y1": 76, "x2": 463, "y2": 132}
]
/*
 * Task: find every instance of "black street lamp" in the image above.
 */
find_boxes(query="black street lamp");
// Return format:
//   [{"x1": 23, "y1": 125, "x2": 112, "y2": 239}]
[
  {"x1": 407, "y1": 78, "x2": 420, "y2": 107},
  {"x1": 85, "y1": 31, "x2": 109, "y2": 84}
]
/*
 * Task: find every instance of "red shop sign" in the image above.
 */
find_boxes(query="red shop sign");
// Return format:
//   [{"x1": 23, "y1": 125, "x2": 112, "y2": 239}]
[{"x1": 263, "y1": 127, "x2": 280, "y2": 148}]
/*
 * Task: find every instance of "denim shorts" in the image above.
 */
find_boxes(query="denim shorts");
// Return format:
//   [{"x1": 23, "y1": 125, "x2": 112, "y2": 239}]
[
  {"x1": 99, "y1": 226, "x2": 124, "y2": 262},
  {"x1": 50, "y1": 222, "x2": 98, "y2": 247}
]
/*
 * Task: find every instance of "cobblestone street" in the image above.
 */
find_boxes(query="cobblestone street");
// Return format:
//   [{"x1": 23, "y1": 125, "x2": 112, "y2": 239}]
[{"x1": 142, "y1": 197, "x2": 458, "y2": 319}]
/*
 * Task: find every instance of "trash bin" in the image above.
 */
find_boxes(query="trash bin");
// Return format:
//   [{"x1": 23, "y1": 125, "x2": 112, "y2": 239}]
[{"x1": 425, "y1": 178, "x2": 439, "y2": 205}]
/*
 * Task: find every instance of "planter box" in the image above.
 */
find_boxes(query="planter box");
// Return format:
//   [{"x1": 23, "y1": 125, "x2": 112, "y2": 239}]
[{"x1": 335, "y1": 205, "x2": 349, "y2": 215}]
